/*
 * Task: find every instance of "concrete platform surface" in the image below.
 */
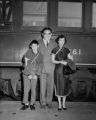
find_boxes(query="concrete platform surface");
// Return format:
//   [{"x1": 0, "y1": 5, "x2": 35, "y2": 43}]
[{"x1": 0, "y1": 101, "x2": 96, "y2": 120}]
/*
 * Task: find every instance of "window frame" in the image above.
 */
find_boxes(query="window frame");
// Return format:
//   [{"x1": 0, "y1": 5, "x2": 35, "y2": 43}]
[
  {"x1": 21, "y1": 0, "x2": 49, "y2": 32},
  {"x1": 0, "y1": 0, "x2": 14, "y2": 32},
  {"x1": 82, "y1": 0, "x2": 96, "y2": 33},
  {"x1": 52, "y1": 0, "x2": 84, "y2": 33},
  {"x1": 3, "y1": 0, "x2": 96, "y2": 33},
  {"x1": 21, "y1": 0, "x2": 85, "y2": 33},
  {"x1": 90, "y1": 0, "x2": 96, "y2": 32}
]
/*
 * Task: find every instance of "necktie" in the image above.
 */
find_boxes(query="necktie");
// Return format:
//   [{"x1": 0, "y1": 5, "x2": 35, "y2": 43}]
[{"x1": 47, "y1": 42, "x2": 48, "y2": 47}]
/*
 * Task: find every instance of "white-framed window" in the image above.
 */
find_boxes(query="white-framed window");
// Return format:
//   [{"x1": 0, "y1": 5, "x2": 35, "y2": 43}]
[
  {"x1": 58, "y1": 1, "x2": 82, "y2": 27},
  {"x1": 23, "y1": 1, "x2": 47, "y2": 27}
]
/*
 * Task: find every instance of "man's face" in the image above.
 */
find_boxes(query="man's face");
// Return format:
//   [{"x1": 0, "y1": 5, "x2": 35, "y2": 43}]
[
  {"x1": 31, "y1": 43, "x2": 39, "y2": 53},
  {"x1": 42, "y1": 30, "x2": 52, "y2": 41}
]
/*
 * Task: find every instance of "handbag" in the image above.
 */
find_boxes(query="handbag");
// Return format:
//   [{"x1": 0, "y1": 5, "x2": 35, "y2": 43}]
[
  {"x1": 63, "y1": 65, "x2": 75, "y2": 75},
  {"x1": 63, "y1": 59, "x2": 76, "y2": 75}
]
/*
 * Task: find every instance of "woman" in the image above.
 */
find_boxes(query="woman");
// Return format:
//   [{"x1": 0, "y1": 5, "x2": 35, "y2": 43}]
[{"x1": 51, "y1": 35, "x2": 73, "y2": 111}]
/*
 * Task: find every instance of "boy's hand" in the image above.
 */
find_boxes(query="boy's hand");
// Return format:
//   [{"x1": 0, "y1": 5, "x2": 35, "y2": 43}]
[
  {"x1": 28, "y1": 75, "x2": 33, "y2": 79},
  {"x1": 28, "y1": 74, "x2": 37, "y2": 80}
]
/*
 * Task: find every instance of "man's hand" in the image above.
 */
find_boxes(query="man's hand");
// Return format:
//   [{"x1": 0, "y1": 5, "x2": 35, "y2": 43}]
[{"x1": 33, "y1": 75, "x2": 38, "y2": 80}]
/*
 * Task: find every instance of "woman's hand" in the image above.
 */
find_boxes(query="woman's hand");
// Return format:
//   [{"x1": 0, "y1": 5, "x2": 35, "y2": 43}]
[
  {"x1": 24, "y1": 57, "x2": 30, "y2": 66},
  {"x1": 60, "y1": 60, "x2": 67, "y2": 65}
]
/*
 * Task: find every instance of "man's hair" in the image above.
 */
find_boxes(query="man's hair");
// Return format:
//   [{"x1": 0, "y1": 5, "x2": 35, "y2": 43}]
[
  {"x1": 29, "y1": 40, "x2": 39, "y2": 48},
  {"x1": 41, "y1": 27, "x2": 52, "y2": 38}
]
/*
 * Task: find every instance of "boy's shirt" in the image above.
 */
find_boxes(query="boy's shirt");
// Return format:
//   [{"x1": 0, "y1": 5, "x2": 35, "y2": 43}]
[{"x1": 23, "y1": 49, "x2": 43, "y2": 76}]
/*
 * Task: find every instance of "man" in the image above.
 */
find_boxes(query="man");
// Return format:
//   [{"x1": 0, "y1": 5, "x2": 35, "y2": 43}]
[
  {"x1": 39, "y1": 27, "x2": 56, "y2": 108},
  {"x1": 20, "y1": 40, "x2": 43, "y2": 110}
]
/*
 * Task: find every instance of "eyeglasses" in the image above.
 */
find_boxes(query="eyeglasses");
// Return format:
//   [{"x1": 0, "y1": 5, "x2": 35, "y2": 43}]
[{"x1": 43, "y1": 32, "x2": 52, "y2": 35}]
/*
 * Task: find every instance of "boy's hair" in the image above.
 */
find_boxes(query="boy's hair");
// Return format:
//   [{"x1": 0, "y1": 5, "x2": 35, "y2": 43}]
[
  {"x1": 29, "y1": 40, "x2": 39, "y2": 48},
  {"x1": 41, "y1": 27, "x2": 52, "y2": 38}
]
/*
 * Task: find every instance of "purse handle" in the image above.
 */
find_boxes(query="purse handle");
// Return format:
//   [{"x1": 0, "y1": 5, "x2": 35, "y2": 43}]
[
  {"x1": 54, "y1": 47, "x2": 62, "y2": 56},
  {"x1": 30, "y1": 52, "x2": 39, "y2": 64}
]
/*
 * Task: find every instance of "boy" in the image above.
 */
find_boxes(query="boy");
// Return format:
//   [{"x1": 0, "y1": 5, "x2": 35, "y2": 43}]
[{"x1": 21, "y1": 40, "x2": 43, "y2": 110}]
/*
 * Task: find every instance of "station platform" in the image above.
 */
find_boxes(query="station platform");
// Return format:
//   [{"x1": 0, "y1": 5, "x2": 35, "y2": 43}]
[{"x1": 0, "y1": 101, "x2": 96, "y2": 120}]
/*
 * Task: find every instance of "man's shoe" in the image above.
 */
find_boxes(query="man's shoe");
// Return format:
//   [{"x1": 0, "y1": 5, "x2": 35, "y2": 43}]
[
  {"x1": 30, "y1": 104, "x2": 35, "y2": 110},
  {"x1": 46, "y1": 104, "x2": 52, "y2": 109},
  {"x1": 41, "y1": 104, "x2": 46, "y2": 109},
  {"x1": 20, "y1": 105, "x2": 29, "y2": 110}
]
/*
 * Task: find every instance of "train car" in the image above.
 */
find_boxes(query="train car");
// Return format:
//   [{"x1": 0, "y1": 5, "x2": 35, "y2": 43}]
[{"x1": 0, "y1": 0, "x2": 96, "y2": 101}]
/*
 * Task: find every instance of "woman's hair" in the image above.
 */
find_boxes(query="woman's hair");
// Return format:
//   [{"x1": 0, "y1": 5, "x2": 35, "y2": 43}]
[
  {"x1": 55, "y1": 34, "x2": 67, "y2": 44},
  {"x1": 29, "y1": 40, "x2": 39, "y2": 48}
]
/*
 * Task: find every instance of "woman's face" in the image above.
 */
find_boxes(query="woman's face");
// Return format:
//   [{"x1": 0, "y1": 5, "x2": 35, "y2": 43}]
[{"x1": 58, "y1": 38, "x2": 65, "y2": 48}]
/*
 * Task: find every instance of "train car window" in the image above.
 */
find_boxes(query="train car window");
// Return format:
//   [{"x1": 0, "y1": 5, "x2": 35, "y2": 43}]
[
  {"x1": 23, "y1": 0, "x2": 47, "y2": 27},
  {"x1": 92, "y1": 1, "x2": 96, "y2": 27},
  {"x1": 58, "y1": 0, "x2": 82, "y2": 27},
  {"x1": 0, "y1": 0, "x2": 13, "y2": 31}
]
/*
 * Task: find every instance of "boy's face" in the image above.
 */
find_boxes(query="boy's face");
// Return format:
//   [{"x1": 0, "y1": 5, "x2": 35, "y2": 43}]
[
  {"x1": 31, "y1": 43, "x2": 39, "y2": 53},
  {"x1": 42, "y1": 30, "x2": 52, "y2": 41}
]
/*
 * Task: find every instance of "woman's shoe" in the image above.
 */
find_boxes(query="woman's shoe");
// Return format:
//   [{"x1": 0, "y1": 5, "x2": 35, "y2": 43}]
[
  {"x1": 20, "y1": 104, "x2": 29, "y2": 110},
  {"x1": 62, "y1": 107, "x2": 67, "y2": 110}
]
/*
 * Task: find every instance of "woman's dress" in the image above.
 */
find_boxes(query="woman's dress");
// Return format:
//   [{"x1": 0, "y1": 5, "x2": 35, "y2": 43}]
[{"x1": 52, "y1": 46, "x2": 70, "y2": 96}]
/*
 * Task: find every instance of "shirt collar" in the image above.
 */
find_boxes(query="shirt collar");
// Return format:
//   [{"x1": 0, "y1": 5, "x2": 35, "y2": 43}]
[
  {"x1": 43, "y1": 39, "x2": 50, "y2": 44},
  {"x1": 43, "y1": 39, "x2": 50, "y2": 47}
]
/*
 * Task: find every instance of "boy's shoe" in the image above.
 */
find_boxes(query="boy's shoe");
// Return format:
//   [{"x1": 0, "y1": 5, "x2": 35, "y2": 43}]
[
  {"x1": 20, "y1": 105, "x2": 29, "y2": 110},
  {"x1": 30, "y1": 104, "x2": 35, "y2": 110}
]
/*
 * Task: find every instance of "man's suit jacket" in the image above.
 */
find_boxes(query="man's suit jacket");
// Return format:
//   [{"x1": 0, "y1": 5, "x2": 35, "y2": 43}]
[{"x1": 39, "y1": 39, "x2": 56, "y2": 73}]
